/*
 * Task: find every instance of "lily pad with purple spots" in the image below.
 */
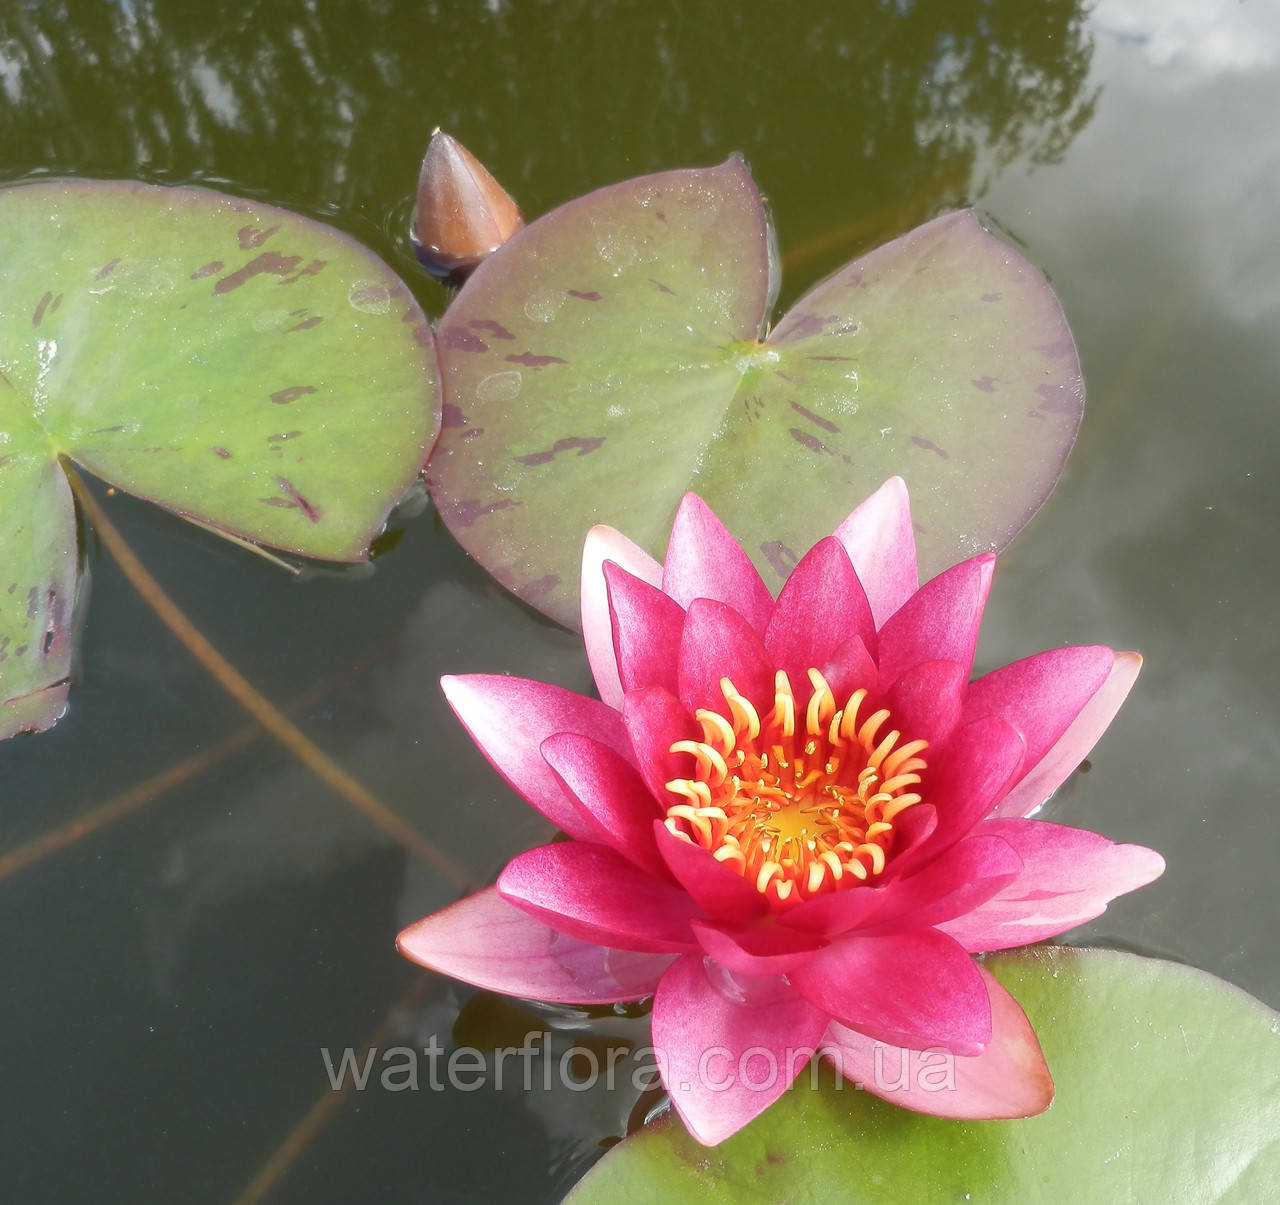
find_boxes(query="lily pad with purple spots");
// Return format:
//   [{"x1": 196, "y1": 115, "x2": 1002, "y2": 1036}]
[
  {"x1": 0, "y1": 178, "x2": 439, "y2": 739},
  {"x1": 426, "y1": 156, "x2": 1081, "y2": 628},
  {"x1": 566, "y1": 948, "x2": 1280, "y2": 1203}
]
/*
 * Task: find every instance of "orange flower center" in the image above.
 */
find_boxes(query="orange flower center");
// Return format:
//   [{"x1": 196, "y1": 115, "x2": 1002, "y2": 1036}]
[{"x1": 663, "y1": 668, "x2": 928, "y2": 912}]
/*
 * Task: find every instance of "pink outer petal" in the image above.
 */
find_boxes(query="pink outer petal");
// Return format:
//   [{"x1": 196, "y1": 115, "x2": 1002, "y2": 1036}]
[
  {"x1": 992, "y1": 651, "x2": 1143, "y2": 819},
  {"x1": 937, "y1": 819, "x2": 1166, "y2": 952},
  {"x1": 765, "y1": 537, "x2": 877, "y2": 684},
  {"x1": 623, "y1": 687, "x2": 696, "y2": 802},
  {"x1": 441, "y1": 674, "x2": 629, "y2": 842},
  {"x1": 962, "y1": 644, "x2": 1115, "y2": 798},
  {"x1": 604, "y1": 562, "x2": 686, "y2": 697},
  {"x1": 662, "y1": 494, "x2": 774, "y2": 634},
  {"x1": 652, "y1": 954, "x2": 829, "y2": 1146},
  {"x1": 581, "y1": 524, "x2": 662, "y2": 708},
  {"x1": 498, "y1": 842, "x2": 703, "y2": 954},
  {"x1": 677, "y1": 597, "x2": 774, "y2": 714},
  {"x1": 788, "y1": 928, "x2": 991, "y2": 1056},
  {"x1": 821, "y1": 965, "x2": 1053, "y2": 1119},
  {"x1": 875, "y1": 553, "x2": 995, "y2": 689},
  {"x1": 691, "y1": 918, "x2": 824, "y2": 976},
  {"x1": 540, "y1": 732, "x2": 668, "y2": 879},
  {"x1": 397, "y1": 887, "x2": 674, "y2": 1003},
  {"x1": 831, "y1": 476, "x2": 918, "y2": 628},
  {"x1": 655, "y1": 822, "x2": 770, "y2": 923}
]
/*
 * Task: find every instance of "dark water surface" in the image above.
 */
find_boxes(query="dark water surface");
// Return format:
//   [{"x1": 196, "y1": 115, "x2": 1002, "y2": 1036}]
[{"x1": 1, "y1": 1, "x2": 1277, "y2": 1201}]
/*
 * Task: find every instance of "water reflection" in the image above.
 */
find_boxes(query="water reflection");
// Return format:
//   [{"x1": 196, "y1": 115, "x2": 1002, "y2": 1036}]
[{"x1": 1, "y1": 0, "x2": 1097, "y2": 296}]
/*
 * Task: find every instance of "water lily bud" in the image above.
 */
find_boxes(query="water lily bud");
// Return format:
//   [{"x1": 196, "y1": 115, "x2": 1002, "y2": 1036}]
[{"x1": 411, "y1": 129, "x2": 524, "y2": 285}]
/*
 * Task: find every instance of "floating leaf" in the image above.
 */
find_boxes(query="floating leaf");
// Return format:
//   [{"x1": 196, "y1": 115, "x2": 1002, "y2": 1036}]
[
  {"x1": 0, "y1": 179, "x2": 440, "y2": 738},
  {"x1": 427, "y1": 157, "x2": 1082, "y2": 628},
  {"x1": 566, "y1": 947, "x2": 1280, "y2": 1203}
]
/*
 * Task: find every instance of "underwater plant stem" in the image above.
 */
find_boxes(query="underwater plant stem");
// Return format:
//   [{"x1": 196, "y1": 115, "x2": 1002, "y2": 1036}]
[
  {"x1": 230, "y1": 974, "x2": 438, "y2": 1205},
  {"x1": 63, "y1": 462, "x2": 473, "y2": 890},
  {"x1": 0, "y1": 725, "x2": 256, "y2": 881}
]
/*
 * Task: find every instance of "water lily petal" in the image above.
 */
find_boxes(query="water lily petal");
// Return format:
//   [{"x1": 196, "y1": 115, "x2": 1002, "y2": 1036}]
[
  {"x1": 499, "y1": 842, "x2": 703, "y2": 953},
  {"x1": 662, "y1": 493, "x2": 774, "y2": 634},
  {"x1": 442, "y1": 674, "x2": 628, "y2": 841},
  {"x1": 655, "y1": 822, "x2": 770, "y2": 923},
  {"x1": 581, "y1": 524, "x2": 662, "y2": 707},
  {"x1": 820, "y1": 632, "x2": 879, "y2": 701},
  {"x1": 875, "y1": 553, "x2": 995, "y2": 688},
  {"x1": 653, "y1": 955, "x2": 828, "y2": 1145},
  {"x1": 789, "y1": 928, "x2": 991, "y2": 1055},
  {"x1": 782, "y1": 833, "x2": 1021, "y2": 939},
  {"x1": 992, "y1": 651, "x2": 1143, "y2": 818},
  {"x1": 831, "y1": 476, "x2": 918, "y2": 627},
  {"x1": 962, "y1": 644, "x2": 1115, "y2": 793},
  {"x1": 690, "y1": 918, "x2": 824, "y2": 976},
  {"x1": 884, "y1": 657, "x2": 968, "y2": 750},
  {"x1": 891, "y1": 715, "x2": 1026, "y2": 871},
  {"x1": 541, "y1": 732, "x2": 668, "y2": 878},
  {"x1": 765, "y1": 537, "x2": 877, "y2": 681},
  {"x1": 397, "y1": 887, "x2": 675, "y2": 1003},
  {"x1": 622, "y1": 686, "x2": 696, "y2": 802},
  {"x1": 604, "y1": 561, "x2": 686, "y2": 696},
  {"x1": 822, "y1": 965, "x2": 1052, "y2": 1118},
  {"x1": 937, "y1": 819, "x2": 1166, "y2": 951},
  {"x1": 677, "y1": 597, "x2": 774, "y2": 714}
]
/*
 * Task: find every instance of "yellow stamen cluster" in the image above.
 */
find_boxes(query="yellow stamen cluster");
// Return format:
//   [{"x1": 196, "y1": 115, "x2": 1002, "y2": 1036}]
[{"x1": 664, "y1": 669, "x2": 928, "y2": 911}]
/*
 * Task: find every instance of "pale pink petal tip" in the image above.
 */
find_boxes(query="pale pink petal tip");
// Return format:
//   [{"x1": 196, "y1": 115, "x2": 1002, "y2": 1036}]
[
  {"x1": 831, "y1": 476, "x2": 918, "y2": 627},
  {"x1": 397, "y1": 887, "x2": 674, "y2": 1003},
  {"x1": 993, "y1": 650, "x2": 1143, "y2": 819},
  {"x1": 822, "y1": 966, "x2": 1053, "y2": 1119},
  {"x1": 581, "y1": 524, "x2": 662, "y2": 706}
]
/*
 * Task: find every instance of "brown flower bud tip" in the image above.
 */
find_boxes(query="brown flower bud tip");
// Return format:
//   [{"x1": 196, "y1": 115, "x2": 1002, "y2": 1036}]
[{"x1": 411, "y1": 129, "x2": 524, "y2": 284}]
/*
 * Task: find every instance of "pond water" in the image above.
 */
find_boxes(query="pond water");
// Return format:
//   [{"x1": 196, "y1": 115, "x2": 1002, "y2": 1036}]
[{"x1": 1, "y1": 1, "x2": 1278, "y2": 1201}]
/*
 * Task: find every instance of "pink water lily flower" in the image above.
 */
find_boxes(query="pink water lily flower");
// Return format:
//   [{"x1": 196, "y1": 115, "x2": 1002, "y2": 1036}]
[{"x1": 398, "y1": 480, "x2": 1164, "y2": 1145}]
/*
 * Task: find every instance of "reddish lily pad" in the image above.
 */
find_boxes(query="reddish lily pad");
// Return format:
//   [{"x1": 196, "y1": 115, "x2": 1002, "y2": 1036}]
[
  {"x1": 427, "y1": 157, "x2": 1081, "y2": 628},
  {"x1": 0, "y1": 179, "x2": 439, "y2": 739},
  {"x1": 566, "y1": 947, "x2": 1280, "y2": 1203}
]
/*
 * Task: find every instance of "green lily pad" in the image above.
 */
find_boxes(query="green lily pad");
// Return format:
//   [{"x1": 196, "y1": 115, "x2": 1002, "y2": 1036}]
[
  {"x1": 0, "y1": 178, "x2": 440, "y2": 739},
  {"x1": 566, "y1": 947, "x2": 1280, "y2": 1203},
  {"x1": 426, "y1": 157, "x2": 1081, "y2": 628}
]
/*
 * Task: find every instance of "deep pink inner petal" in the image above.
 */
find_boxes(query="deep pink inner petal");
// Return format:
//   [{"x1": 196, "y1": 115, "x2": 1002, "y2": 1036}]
[
  {"x1": 677, "y1": 597, "x2": 774, "y2": 714},
  {"x1": 691, "y1": 918, "x2": 824, "y2": 977},
  {"x1": 875, "y1": 554, "x2": 994, "y2": 689},
  {"x1": 498, "y1": 842, "x2": 704, "y2": 953},
  {"x1": 891, "y1": 715, "x2": 1026, "y2": 871},
  {"x1": 652, "y1": 954, "x2": 828, "y2": 1145},
  {"x1": 541, "y1": 731, "x2": 669, "y2": 879},
  {"x1": 831, "y1": 476, "x2": 918, "y2": 628},
  {"x1": 765, "y1": 537, "x2": 877, "y2": 682},
  {"x1": 789, "y1": 927, "x2": 992, "y2": 1055},
  {"x1": 655, "y1": 821, "x2": 770, "y2": 923},
  {"x1": 820, "y1": 633, "x2": 880, "y2": 702},
  {"x1": 622, "y1": 686, "x2": 697, "y2": 803},
  {"x1": 397, "y1": 887, "x2": 675, "y2": 1003},
  {"x1": 884, "y1": 658, "x2": 968, "y2": 752},
  {"x1": 662, "y1": 493, "x2": 775, "y2": 634},
  {"x1": 822, "y1": 964, "x2": 1052, "y2": 1119},
  {"x1": 604, "y1": 560, "x2": 686, "y2": 696}
]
